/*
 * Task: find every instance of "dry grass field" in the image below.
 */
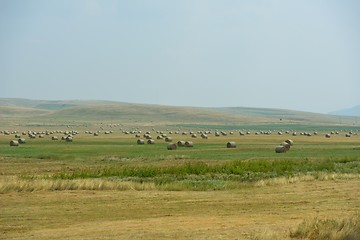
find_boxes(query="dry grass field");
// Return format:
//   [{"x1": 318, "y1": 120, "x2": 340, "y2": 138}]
[{"x1": 1, "y1": 179, "x2": 359, "y2": 239}]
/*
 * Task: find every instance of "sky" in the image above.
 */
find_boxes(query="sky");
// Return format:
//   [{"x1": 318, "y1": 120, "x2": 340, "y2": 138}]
[{"x1": 1, "y1": 0, "x2": 360, "y2": 113}]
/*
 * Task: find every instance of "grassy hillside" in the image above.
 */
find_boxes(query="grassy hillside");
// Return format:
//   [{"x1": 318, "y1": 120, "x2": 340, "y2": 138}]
[
  {"x1": 0, "y1": 98, "x2": 121, "y2": 110},
  {"x1": 0, "y1": 98, "x2": 359, "y2": 129}
]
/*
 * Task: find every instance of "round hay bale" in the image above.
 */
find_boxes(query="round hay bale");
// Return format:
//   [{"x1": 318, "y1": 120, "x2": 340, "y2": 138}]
[
  {"x1": 185, "y1": 141, "x2": 193, "y2": 147},
  {"x1": 15, "y1": 134, "x2": 21, "y2": 138},
  {"x1": 325, "y1": 134, "x2": 331, "y2": 138},
  {"x1": 18, "y1": 138, "x2": 26, "y2": 144},
  {"x1": 10, "y1": 140, "x2": 19, "y2": 146},
  {"x1": 191, "y1": 134, "x2": 197, "y2": 138},
  {"x1": 226, "y1": 141, "x2": 236, "y2": 148},
  {"x1": 177, "y1": 140, "x2": 185, "y2": 147},
  {"x1": 157, "y1": 135, "x2": 163, "y2": 140},
  {"x1": 52, "y1": 136, "x2": 58, "y2": 140},
  {"x1": 280, "y1": 142, "x2": 291, "y2": 151},
  {"x1": 65, "y1": 136, "x2": 73, "y2": 142},
  {"x1": 345, "y1": 133, "x2": 351, "y2": 137},
  {"x1": 285, "y1": 139, "x2": 294, "y2": 146},
  {"x1": 147, "y1": 139, "x2": 155, "y2": 144},
  {"x1": 201, "y1": 133, "x2": 208, "y2": 139},
  {"x1": 167, "y1": 143, "x2": 177, "y2": 150},
  {"x1": 275, "y1": 145, "x2": 287, "y2": 153},
  {"x1": 165, "y1": 137, "x2": 172, "y2": 142},
  {"x1": 137, "y1": 139, "x2": 145, "y2": 145}
]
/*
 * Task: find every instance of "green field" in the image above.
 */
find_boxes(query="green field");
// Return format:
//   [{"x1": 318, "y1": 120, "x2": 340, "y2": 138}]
[{"x1": 1, "y1": 99, "x2": 360, "y2": 239}]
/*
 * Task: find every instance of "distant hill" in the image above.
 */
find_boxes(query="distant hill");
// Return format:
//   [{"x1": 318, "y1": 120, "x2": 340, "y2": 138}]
[
  {"x1": 0, "y1": 98, "x2": 121, "y2": 110},
  {"x1": 329, "y1": 105, "x2": 360, "y2": 116},
  {"x1": 0, "y1": 98, "x2": 359, "y2": 128}
]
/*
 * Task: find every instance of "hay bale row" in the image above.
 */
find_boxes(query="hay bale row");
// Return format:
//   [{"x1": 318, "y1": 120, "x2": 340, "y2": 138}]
[
  {"x1": 137, "y1": 139, "x2": 155, "y2": 144},
  {"x1": 177, "y1": 140, "x2": 193, "y2": 148},
  {"x1": 9, "y1": 138, "x2": 26, "y2": 146}
]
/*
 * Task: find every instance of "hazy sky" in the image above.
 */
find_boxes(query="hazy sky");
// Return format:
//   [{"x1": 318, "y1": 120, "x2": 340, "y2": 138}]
[{"x1": 1, "y1": 0, "x2": 359, "y2": 113}]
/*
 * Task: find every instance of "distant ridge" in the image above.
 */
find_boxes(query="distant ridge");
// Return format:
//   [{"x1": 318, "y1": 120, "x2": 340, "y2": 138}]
[
  {"x1": 329, "y1": 105, "x2": 360, "y2": 117},
  {"x1": 0, "y1": 98, "x2": 124, "y2": 110},
  {"x1": 0, "y1": 98, "x2": 359, "y2": 127}
]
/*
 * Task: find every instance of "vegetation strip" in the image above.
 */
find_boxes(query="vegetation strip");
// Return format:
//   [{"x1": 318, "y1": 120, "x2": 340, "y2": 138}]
[
  {"x1": 50, "y1": 157, "x2": 360, "y2": 180},
  {"x1": 1, "y1": 173, "x2": 360, "y2": 193}
]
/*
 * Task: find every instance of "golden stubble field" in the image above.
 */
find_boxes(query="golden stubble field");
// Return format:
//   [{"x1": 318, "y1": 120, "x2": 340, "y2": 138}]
[{"x1": 1, "y1": 179, "x2": 359, "y2": 240}]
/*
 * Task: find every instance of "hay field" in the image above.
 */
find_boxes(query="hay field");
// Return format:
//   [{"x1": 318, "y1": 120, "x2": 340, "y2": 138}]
[
  {"x1": 0, "y1": 99, "x2": 360, "y2": 240},
  {"x1": 1, "y1": 123, "x2": 360, "y2": 239}
]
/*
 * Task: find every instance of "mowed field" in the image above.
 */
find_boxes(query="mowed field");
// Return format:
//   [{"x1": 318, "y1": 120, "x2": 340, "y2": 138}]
[{"x1": 1, "y1": 125, "x2": 360, "y2": 239}]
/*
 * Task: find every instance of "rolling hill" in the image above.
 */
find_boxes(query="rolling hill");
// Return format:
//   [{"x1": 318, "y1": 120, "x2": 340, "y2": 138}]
[{"x1": 0, "y1": 98, "x2": 359, "y2": 129}]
